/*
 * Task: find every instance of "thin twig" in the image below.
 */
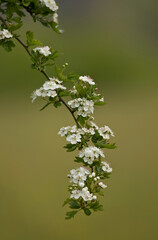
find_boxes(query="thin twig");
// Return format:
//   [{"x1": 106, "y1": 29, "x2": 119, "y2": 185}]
[{"x1": 0, "y1": 14, "x2": 81, "y2": 129}]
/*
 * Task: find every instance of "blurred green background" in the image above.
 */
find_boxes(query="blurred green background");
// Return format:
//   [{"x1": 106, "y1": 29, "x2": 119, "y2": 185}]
[{"x1": 0, "y1": 1, "x2": 158, "y2": 240}]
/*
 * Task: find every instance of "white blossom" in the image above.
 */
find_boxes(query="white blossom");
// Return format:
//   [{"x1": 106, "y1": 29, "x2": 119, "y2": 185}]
[
  {"x1": 66, "y1": 134, "x2": 81, "y2": 144},
  {"x1": 79, "y1": 76, "x2": 95, "y2": 85},
  {"x1": 70, "y1": 190, "x2": 81, "y2": 199},
  {"x1": 47, "y1": 90, "x2": 57, "y2": 98},
  {"x1": 33, "y1": 46, "x2": 51, "y2": 56},
  {"x1": 102, "y1": 161, "x2": 112, "y2": 173},
  {"x1": 98, "y1": 125, "x2": 114, "y2": 139},
  {"x1": 0, "y1": 29, "x2": 13, "y2": 40},
  {"x1": 78, "y1": 146, "x2": 105, "y2": 164},
  {"x1": 81, "y1": 189, "x2": 93, "y2": 201},
  {"x1": 40, "y1": 0, "x2": 58, "y2": 11},
  {"x1": 43, "y1": 78, "x2": 66, "y2": 91},
  {"x1": 58, "y1": 126, "x2": 71, "y2": 136},
  {"x1": 31, "y1": 78, "x2": 66, "y2": 102},
  {"x1": 70, "y1": 187, "x2": 97, "y2": 201},
  {"x1": 58, "y1": 125, "x2": 95, "y2": 141},
  {"x1": 99, "y1": 182, "x2": 107, "y2": 189}
]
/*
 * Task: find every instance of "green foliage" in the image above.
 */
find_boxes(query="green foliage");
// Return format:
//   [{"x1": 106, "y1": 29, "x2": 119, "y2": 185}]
[
  {"x1": 40, "y1": 102, "x2": 52, "y2": 111},
  {"x1": 0, "y1": 39, "x2": 15, "y2": 52},
  {"x1": 64, "y1": 144, "x2": 77, "y2": 152},
  {"x1": 84, "y1": 208, "x2": 91, "y2": 216},
  {"x1": 26, "y1": 31, "x2": 42, "y2": 47},
  {"x1": 65, "y1": 211, "x2": 78, "y2": 220},
  {"x1": 89, "y1": 201, "x2": 104, "y2": 212},
  {"x1": 69, "y1": 200, "x2": 81, "y2": 209},
  {"x1": 62, "y1": 198, "x2": 70, "y2": 207}
]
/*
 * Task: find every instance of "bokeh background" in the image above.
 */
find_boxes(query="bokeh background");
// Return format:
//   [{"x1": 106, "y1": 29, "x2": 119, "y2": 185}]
[{"x1": 0, "y1": 0, "x2": 158, "y2": 239}]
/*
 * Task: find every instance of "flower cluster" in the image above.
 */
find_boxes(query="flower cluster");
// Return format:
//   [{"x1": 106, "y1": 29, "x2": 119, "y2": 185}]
[
  {"x1": 68, "y1": 98, "x2": 94, "y2": 117},
  {"x1": 58, "y1": 125, "x2": 95, "y2": 144},
  {"x1": 68, "y1": 167, "x2": 90, "y2": 187},
  {"x1": 70, "y1": 187, "x2": 97, "y2": 201},
  {"x1": 33, "y1": 46, "x2": 51, "y2": 56},
  {"x1": 31, "y1": 77, "x2": 66, "y2": 102},
  {"x1": 78, "y1": 146, "x2": 105, "y2": 164},
  {"x1": 0, "y1": 29, "x2": 12, "y2": 40}
]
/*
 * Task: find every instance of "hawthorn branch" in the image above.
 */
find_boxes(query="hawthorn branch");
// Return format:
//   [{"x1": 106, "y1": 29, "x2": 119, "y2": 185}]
[{"x1": 0, "y1": 14, "x2": 81, "y2": 129}]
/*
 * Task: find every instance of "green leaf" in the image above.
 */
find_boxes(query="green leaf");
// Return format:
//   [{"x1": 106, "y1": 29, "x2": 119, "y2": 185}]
[
  {"x1": 49, "y1": 21, "x2": 61, "y2": 34},
  {"x1": 26, "y1": 31, "x2": 42, "y2": 46},
  {"x1": 84, "y1": 208, "x2": 91, "y2": 216},
  {"x1": 77, "y1": 115, "x2": 86, "y2": 126},
  {"x1": 22, "y1": 0, "x2": 31, "y2": 7},
  {"x1": 65, "y1": 211, "x2": 78, "y2": 220},
  {"x1": 69, "y1": 200, "x2": 81, "y2": 209},
  {"x1": 74, "y1": 157, "x2": 83, "y2": 163},
  {"x1": 64, "y1": 144, "x2": 77, "y2": 152},
  {"x1": 40, "y1": 102, "x2": 52, "y2": 111},
  {"x1": 54, "y1": 101, "x2": 62, "y2": 108},
  {"x1": 59, "y1": 90, "x2": 70, "y2": 97},
  {"x1": 92, "y1": 132, "x2": 102, "y2": 143},
  {"x1": 2, "y1": 40, "x2": 15, "y2": 52},
  {"x1": 98, "y1": 191, "x2": 104, "y2": 196},
  {"x1": 62, "y1": 198, "x2": 70, "y2": 207},
  {"x1": 90, "y1": 201, "x2": 104, "y2": 212},
  {"x1": 94, "y1": 101, "x2": 106, "y2": 106},
  {"x1": 97, "y1": 143, "x2": 116, "y2": 149}
]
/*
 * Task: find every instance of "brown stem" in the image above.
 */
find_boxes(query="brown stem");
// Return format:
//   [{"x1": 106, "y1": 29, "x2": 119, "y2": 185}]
[{"x1": 59, "y1": 97, "x2": 81, "y2": 128}]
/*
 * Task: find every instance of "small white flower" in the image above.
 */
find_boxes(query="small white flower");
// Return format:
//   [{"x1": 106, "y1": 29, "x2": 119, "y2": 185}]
[
  {"x1": 33, "y1": 46, "x2": 51, "y2": 56},
  {"x1": 47, "y1": 90, "x2": 57, "y2": 98},
  {"x1": 58, "y1": 126, "x2": 71, "y2": 136},
  {"x1": 66, "y1": 134, "x2": 81, "y2": 144},
  {"x1": 98, "y1": 125, "x2": 114, "y2": 139},
  {"x1": 99, "y1": 182, "x2": 107, "y2": 189},
  {"x1": 82, "y1": 191, "x2": 93, "y2": 201},
  {"x1": 43, "y1": 81, "x2": 57, "y2": 90},
  {"x1": 102, "y1": 161, "x2": 112, "y2": 173},
  {"x1": 70, "y1": 190, "x2": 81, "y2": 199},
  {"x1": 78, "y1": 146, "x2": 105, "y2": 165},
  {"x1": 36, "y1": 87, "x2": 47, "y2": 97},
  {"x1": 0, "y1": 29, "x2": 13, "y2": 40},
  {"x1": 79, "y1": 76, "x2": 95, "y2": 85}
]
